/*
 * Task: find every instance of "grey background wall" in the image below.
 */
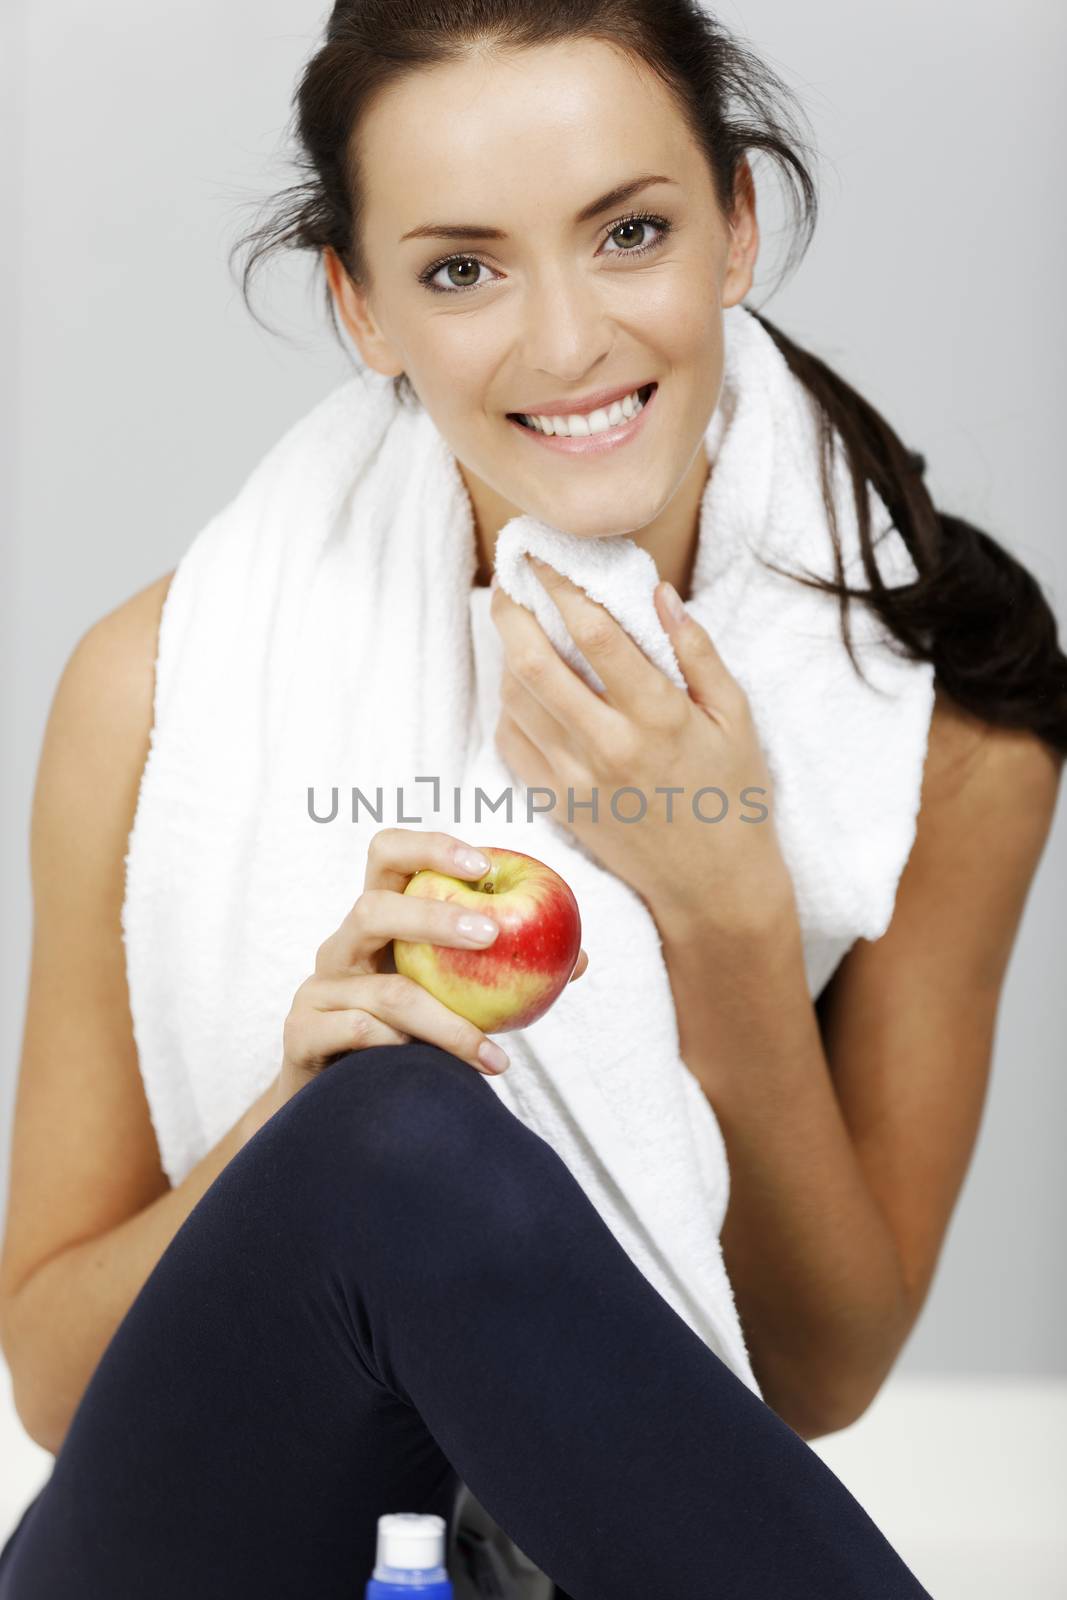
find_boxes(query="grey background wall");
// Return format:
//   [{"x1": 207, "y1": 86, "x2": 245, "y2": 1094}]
[{"x1": 2, "y1": 0, "x2": 1064, "y2": 1374}]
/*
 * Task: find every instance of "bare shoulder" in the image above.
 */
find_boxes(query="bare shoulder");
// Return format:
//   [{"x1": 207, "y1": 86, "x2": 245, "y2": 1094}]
[
  {"x1": 33, "y1": 568, "x2": 178, "y2": 881},
  {"x1": 914, "y1": 685, "x2": 1062, "y2": 947},
  {"x1": 28, "y1": 571, "x2": 178, "y2": 894},
  {"x1": 924, "y1": 683, "x2": 1062, "y2": 807},
  {"x1": 838, "y1": 684, "x2": 1064, "y2": 1003},
  {"x1": 61, "y1": 570, "x2": 177, "y2": 722}
]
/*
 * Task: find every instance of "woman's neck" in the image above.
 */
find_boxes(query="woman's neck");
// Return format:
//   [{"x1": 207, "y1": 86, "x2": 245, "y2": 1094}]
[{"x1": 465, "y1": 447, "x2": 711, "y2": 601}]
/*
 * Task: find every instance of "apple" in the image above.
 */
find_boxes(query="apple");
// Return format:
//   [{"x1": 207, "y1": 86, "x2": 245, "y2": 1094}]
[{"x1": 392, "y1": 847, "x2": 583, "y2": 1034}]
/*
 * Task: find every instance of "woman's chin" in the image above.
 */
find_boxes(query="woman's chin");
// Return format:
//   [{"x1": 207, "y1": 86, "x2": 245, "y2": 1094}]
[{"x1": 512, "y1": 502, "x2": 661, "y2": 541}]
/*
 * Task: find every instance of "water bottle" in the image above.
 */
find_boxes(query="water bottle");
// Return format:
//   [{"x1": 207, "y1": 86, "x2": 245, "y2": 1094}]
[{"x1": 364, "y1": 1512, "x2": 454, "y2": 1598}]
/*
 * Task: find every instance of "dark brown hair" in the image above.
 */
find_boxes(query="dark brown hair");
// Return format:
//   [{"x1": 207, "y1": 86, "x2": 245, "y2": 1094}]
[{"x1": 231, "y1": 0, "x2": 1067, "y2": 760}]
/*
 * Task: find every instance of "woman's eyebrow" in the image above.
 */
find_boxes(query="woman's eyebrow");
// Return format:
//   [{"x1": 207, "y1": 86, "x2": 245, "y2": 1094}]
[{"x1": 398, "y1": 173, "x2": 678, "y2": 244}]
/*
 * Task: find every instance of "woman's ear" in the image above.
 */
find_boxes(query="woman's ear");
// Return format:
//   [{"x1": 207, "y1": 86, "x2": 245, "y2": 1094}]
[
  {"x1": 721, "y1": 156, "x2": 759, "y2": 308},
  {"x1": 322, "y1": 246, "x2": 405, "y2": 378}
]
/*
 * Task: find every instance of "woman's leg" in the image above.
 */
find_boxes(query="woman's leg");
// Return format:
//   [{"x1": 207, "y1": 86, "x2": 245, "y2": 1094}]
[{"x1": 0, "y1": 1042, "x2": 931, "y2": 1599}]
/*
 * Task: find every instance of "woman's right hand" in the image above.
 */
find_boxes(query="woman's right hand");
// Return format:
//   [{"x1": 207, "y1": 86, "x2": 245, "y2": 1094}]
[{"x1": 275, "y1": 828, "x2": 588, "y2": 1110}]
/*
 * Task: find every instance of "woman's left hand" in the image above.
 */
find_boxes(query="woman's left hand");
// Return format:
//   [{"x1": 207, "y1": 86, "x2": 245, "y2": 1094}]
[{"x1": 490, "y1": 556, "x2": 795, "y2": 938}]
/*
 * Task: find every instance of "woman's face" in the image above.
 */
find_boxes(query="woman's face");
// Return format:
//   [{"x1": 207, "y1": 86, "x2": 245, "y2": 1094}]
[{"x1": 327, "y1": 37, "x2": 758, "y2": 546}]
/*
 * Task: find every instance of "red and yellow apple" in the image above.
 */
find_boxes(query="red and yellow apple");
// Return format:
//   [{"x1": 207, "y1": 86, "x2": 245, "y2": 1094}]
[{"x1": 392, "y1": 847, "x2": 582, "y2": 1033}]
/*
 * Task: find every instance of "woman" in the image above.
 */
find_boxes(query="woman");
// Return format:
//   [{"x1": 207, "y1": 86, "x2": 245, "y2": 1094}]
[{"x1": 0, "y1": 2, "x2": 1063, "y2": 1596}]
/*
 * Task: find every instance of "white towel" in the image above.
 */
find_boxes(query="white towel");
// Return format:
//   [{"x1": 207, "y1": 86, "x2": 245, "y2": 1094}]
[{"x1": 122, "y1": 304, "x2": 935, "y2": 1414}]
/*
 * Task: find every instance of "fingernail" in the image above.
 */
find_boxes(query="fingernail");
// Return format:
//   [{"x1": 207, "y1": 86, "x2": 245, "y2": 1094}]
[
  {"x1": 454, "y1": 847, "x2": 490, "y2": 875},
  {"x1": 478, "y1": 1039, "x2": 510, "y2": 1073},
  {"x1": 456, "y1": 914, "x2": 498, "y2": 944},
  {"x1": 661, "y1": 581, "x2": 687, "y2": 625}
]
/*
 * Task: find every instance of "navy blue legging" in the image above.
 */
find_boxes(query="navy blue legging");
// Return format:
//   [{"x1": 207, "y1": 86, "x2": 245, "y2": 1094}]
[{"x1": 0, "y1": 1042, "x2": 932, "y2": 1598}]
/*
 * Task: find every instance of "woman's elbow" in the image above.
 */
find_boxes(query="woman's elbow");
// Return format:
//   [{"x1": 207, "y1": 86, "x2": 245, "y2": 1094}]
[
  {"x1": 762, "y1": 1362, "x2": 876, "y2": 1441},
  {"x1": 5, "y1": 1363, "x2": 63, "y2": 1456}
]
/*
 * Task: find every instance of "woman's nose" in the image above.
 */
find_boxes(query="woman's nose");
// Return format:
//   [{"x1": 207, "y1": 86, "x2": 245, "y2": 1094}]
[{"x1": 514, "y1": 265, "x2": 615, "y2": 379}]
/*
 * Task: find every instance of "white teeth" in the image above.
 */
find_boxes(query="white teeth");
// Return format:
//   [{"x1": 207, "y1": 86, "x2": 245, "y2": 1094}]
[{"x1": 519, "y1": 385, "x2": 649, "y2": 437}]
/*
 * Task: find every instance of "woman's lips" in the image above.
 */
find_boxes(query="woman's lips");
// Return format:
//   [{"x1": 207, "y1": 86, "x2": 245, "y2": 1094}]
[{"x1": 506, "y1": 383, "x2": 657, "y2": 456}]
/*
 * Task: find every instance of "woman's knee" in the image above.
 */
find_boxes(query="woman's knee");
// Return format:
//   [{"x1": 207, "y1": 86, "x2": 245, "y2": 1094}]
[
  {"x1": 296, "y1": 1040, "x2": 494, "y2": 1149},
  {"x1": 272, "y1": 1040, "x2": 573, "y2": 1260},
  {"x1": 276, "y1": 1041, "x2": 509, "y2": 1194}
]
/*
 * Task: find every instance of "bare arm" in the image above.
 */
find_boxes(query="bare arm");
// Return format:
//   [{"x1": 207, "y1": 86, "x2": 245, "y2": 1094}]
[
  {"x1": 0, "y1": 574, "x2": 283, "y2": 1455},
  {"x1": 660, "y1": 689, "x2": 1063, "y2": 1438}
]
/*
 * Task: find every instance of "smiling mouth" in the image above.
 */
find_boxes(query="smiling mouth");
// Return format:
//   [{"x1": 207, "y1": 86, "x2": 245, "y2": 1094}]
[{"x1": 507, "y1": 382, "x2": 656, "y2": 434}]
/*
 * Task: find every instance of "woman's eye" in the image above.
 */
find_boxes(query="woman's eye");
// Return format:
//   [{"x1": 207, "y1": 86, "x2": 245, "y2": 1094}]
[
  {"x1": 418, "y1": 212, "x2": 672, "y2": 295},
  {"x1": 601, "y1": 215, "x2": 669, "y2": 255},
  {"x1": 424, "y1": 256, "x2": 493, "y2": 294}
]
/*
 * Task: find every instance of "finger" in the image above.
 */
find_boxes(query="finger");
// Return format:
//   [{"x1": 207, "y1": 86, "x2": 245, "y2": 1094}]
[
  {"x1": 653, "y1": 582, "x2": 745, "y2": 720},
  {"x1": 364, "y1": 827, "x2": 492, "y2": 895},
  {"x1": 321, "y1": 971, "x2": 509, "y2": 1076},
  {"x1": 283, "y1": 1003, "x2": 411, "y2": 1074},
  {"x1": 319, "y1": 829, "x2": 493, "y2": 972},
  {"x1": 568, "y1": 948, "x2": 589, "y2": 983},
  {"x1": 520, "y1": 554, "x2": 673, "y2": 717},
  {"x1": 494, "y1": 705, "x2": 558, "y2": 796},
  {"x1": 490, "y1": 574, "x2": 626, "y2": 744},
  {"x1": 340, "y1": 886, "x2": 502, "y2": 972},
  {"x1": 500, "y1": 664, "x2": 575, "y2": 762}
]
